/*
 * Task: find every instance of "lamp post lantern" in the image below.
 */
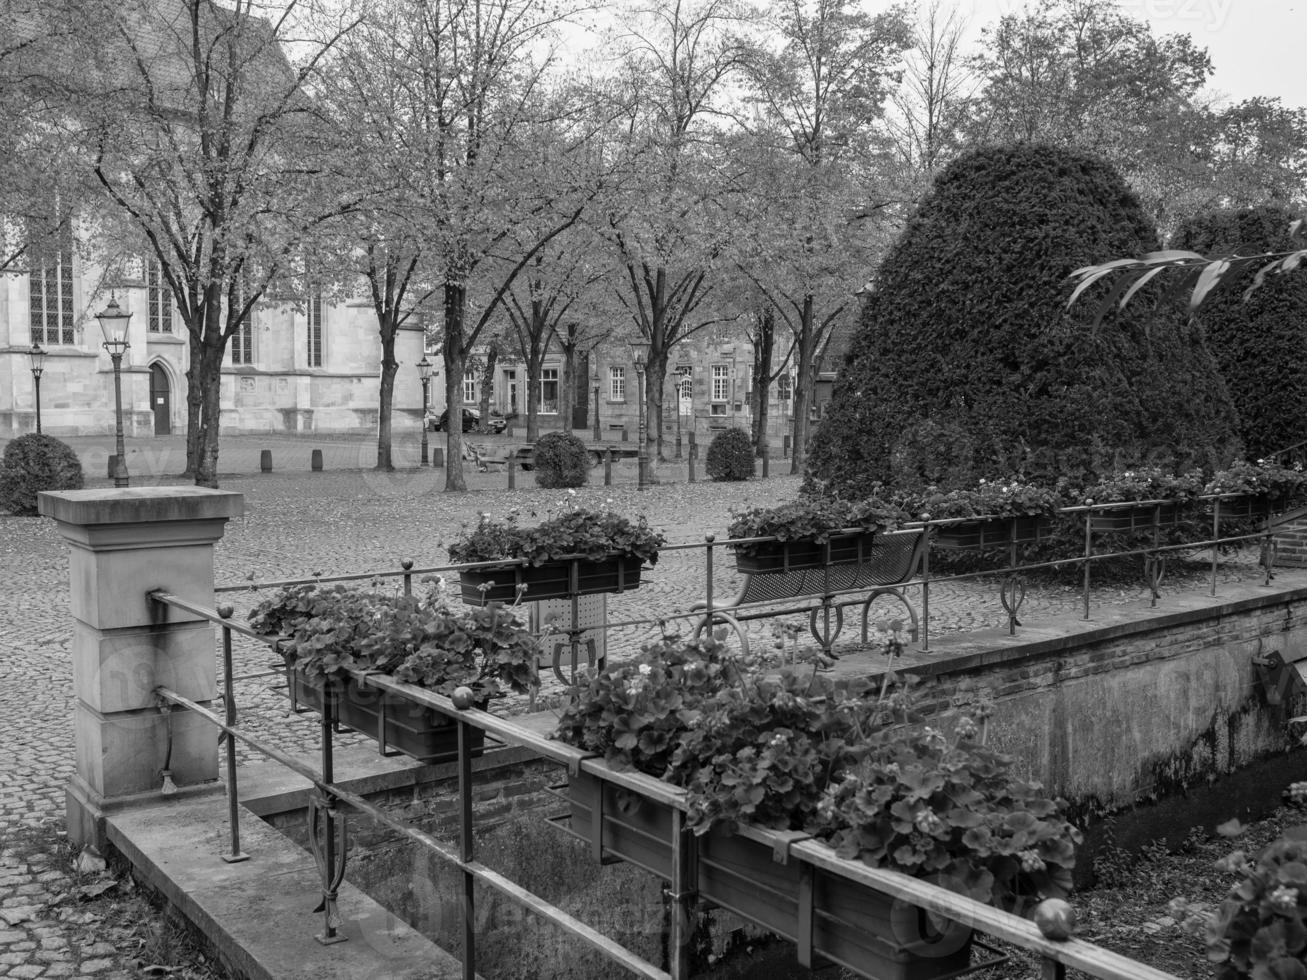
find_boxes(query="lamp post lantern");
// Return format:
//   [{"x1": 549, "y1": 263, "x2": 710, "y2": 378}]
[
  {"x1": 27, "y1": 343, "x2": 46, "y2": 434},
  {"x1": 95, "y1": 295, "x2": 132, "y2": 487},
  {"x1": 417, "y1": 355, "x2": 433, "y2": 466},
  {"x1": 629, "y1": 339, "x2": 650, "y2": 491}
]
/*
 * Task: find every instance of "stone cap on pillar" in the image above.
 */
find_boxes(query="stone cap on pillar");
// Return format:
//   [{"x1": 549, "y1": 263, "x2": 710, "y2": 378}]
[
  {"x1": 39, "y1": 488, "x2": 245, "y2": 630},
  {"x1": 38, "y1": 487, "x2": 244, "y2": 527}
]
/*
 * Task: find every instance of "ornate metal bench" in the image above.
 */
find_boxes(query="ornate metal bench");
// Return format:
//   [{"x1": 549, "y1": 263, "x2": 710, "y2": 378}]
[{"x1": 692, "y1": 529, "x2": 927, "y2": 659}]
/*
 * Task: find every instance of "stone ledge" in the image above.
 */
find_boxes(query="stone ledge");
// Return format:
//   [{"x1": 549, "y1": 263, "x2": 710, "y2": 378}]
[
  {"x1": 38, "y1": 487, "x2": 244, "y2": 526},
  {"x1": 107, "y1": 794, "x2": 464, "y2": 980}
]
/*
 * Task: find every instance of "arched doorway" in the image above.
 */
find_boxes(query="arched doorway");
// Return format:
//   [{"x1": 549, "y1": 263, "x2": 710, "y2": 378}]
[{"x1": 149, "y1": 363, "x2": 171, "y2": 435}]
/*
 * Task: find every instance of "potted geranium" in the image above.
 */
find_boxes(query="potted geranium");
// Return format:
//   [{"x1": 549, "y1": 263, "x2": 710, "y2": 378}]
[
  {"x1": 249, "y1": 581, "x2": 540, "y2": 763},
  {"x1": 908, "y1": 479, "x2": 1065, "y2": 551},
  {"x1": 726, "y1": 495, "x2": 909, "y2": 574},
  {"x1": 1203, "y1": 830, "x2": 1307, "y2": 979},
  {"x1": 1079, "y1": 467, "x2": 1205, "y2": 533},
  {"x1": 448, "y1": 504, "x2": 665, "y2": 604},
  {"x1": 552, "y1": 633, "x2": 1080, "y2": 980}
]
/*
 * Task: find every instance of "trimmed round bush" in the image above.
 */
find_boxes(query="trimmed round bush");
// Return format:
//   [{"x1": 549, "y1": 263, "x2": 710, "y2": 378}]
[
  {"x1": 1174, "y1": 205, "x2": 1307, "y2": 460},
  {"x1": 807, "y1": 144, "x2": 1240, "y2": 497},
  {"x1": 705, "y1": 427, "x2": 755, "y2": 481},
  {"x1": 533, "y1": 431, "x2": 589, "y2": 489},
  {"x1": 0, "y1": 434, "x2": 84, "y2": 515}
]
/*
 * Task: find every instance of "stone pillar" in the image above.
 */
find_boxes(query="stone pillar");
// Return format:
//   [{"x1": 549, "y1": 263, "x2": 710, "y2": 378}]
[{"x1": 38, "y1": 487, "x2": 244, "y2": 849}]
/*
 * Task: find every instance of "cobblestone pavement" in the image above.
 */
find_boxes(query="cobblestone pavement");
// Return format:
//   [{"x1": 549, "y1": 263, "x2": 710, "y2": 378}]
[{"x1": 0, "y1": 460, "x2": 1268, "y2": 977}]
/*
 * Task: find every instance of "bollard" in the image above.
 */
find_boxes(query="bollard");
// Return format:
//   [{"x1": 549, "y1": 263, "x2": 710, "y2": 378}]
[
  {"x1": 688, "y1": 445, "x2": 697, "y2": 484},
  {"x1": 604, "y1": 449, "x2": 613, "y2": 486},
  {"x1": 762, "y1": 452, "x2": 769, "y2": 478},
  {"x1": 432, "y1": 447, "x2": 445, "y2": 467},
  {"x1": 259, "y1": 449, "x2": 273, "y2": 473},
  {"x1": 310, "y1": 449, "x2": 323, "y2": 472},
  {"x1": 507, "y1": 457, "x2": 516, "y2": 490}
]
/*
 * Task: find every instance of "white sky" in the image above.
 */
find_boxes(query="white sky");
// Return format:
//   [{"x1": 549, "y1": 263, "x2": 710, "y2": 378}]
[{"x1": 958, "y1": 0, "x2": 1306, "y2": 109}]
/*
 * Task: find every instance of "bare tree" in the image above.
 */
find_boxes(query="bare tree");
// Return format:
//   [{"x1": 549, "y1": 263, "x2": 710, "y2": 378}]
[
  {"x1": 50, "y1": 0, "x2": 363, "y2": 485},
  {"x1": 885, "y1": 0, "x2": 975, "y2": 184}
]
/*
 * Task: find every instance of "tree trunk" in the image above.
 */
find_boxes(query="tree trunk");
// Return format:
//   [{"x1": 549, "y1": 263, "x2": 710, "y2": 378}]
[
  {"x1": 376, "y1": 318, "x2": 398, "y2": 470},
  {"x1": 751, "y1": 308, "x2": 775, "y2": 456},
  {"x1": 183, "y1": 337, "x2": 203, "y2": 478},
  {"x1": 193, "y1": 342, "x2": 226, "y2": 489},
  {"x1": 790, "y1": 295, "x2": 818, "y2": 476},
  {"x1": 560, "y1": 347, "x2": 576, "y2": 437},
  {"x1": 443, "y1": 280, "x2": 467, "y2": 491},
  {"x1": 645, "y1": 351, "x2": 667, "y2": 481},
  {"x1": 525, "y1": 338, "x2": 545, "y2": 441},
  {"x1": 477, "y1": 342, "x2": 498, "y2": 432}
]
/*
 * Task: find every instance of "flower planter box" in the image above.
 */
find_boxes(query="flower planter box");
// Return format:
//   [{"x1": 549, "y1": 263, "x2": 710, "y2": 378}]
[
  {"x1": 933, "y1": 516, "x2": 1050, "y2": 551},
  {"x1": 561, "y1": 771, "x2": 973, "y2": 980},
  {"x1": 287, "y1": 669, "x2": 482, "y2": 765},
  {"x1": 1207, "y1": 495, "x2": 1267, "y2": 522},
  {"x1": 735, "y1": 530, "x2": 882, "y2": 575},
  {"x1": 1089, "y1": 502, "x2": 1191, "y2": 534},
  {"x1": 459, "y1": 556, "x2": 643, "y2": 605}
]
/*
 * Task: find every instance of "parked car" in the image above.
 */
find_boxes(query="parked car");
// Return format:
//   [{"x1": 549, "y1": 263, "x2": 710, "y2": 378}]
[{"x1": 426, "y1": 407, "x2": 508, "y2": 434}]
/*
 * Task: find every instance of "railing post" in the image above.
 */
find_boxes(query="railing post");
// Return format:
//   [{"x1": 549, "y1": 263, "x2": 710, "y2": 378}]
[
  {"x1": 604, "y1": 448, "x2": 613, "y2": 486},
  {"x1": 921, "y1": 520, "x2": 932, "y2": 652},
  {"x1": 217, "y1": 605, "x2": 248, "y2": 864},
  {"x1": 1083, "y1": 505, "x2": 1093, "y2": 620},
  {"x1": 459, "y1": 720, "x2": 476, "y2": 980},
  {"x1": 402, "y1": 558, "x2": 414, "y2": 597},
  {"x1": 38, "y1": 487, "x2": 243, "y2": 851}
]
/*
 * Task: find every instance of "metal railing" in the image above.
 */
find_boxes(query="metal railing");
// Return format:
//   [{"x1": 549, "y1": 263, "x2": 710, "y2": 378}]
[
  {"x1": 215, "y1": 492, "x2": 1285, "y2": 669},
  {"x1": 150, "y1": 587, "x2": 1182, "y2": 980}
]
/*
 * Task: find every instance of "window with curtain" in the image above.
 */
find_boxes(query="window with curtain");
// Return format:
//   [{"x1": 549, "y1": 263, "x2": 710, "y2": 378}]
[{"x1": 540, "y1": 368, "x2": 559, "y2": 413}]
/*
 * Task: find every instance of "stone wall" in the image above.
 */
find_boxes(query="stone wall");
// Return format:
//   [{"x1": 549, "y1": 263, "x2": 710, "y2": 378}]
[{"x1": 906, "y1": 586, "x2": 1307, "y2": 821}]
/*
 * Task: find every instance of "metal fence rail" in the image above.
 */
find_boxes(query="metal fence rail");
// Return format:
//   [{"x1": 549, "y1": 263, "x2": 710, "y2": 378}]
[
  {"x1": 214, "y1": 493, "x2": 1282, "y2": 666},
  {"x1": 150, "y1": 586, "x2": 1183, "y2": 980}
]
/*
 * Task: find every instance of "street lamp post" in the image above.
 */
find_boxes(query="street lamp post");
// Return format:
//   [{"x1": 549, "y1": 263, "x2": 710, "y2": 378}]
[
  {"x1": 418, "y1": 355, "x2": 433, "y2": 466},
  {"x1": 629, "y1": 339, "x2": 650, "y2": 491},
  {"x1": 95, "y1": 295, "x2": 132, "y2": 488},
  {"x1": 27, "y1": 344, "x2": 46, "y2": 435},
  {"x1": 591, "y1": 362, "x2": 601, "y2": 442}
]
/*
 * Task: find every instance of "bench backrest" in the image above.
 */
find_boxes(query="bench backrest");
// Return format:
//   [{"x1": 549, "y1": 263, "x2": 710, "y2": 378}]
[{"x1": 735, "y1": 528, "x2": 926, "y2": 605}]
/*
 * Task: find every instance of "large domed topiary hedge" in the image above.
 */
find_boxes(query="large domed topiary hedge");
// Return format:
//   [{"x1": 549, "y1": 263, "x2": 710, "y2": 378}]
[
  {"x1": 806, "y1": 144, "x2": 1240, "y2": 497},
  {"x1": 1174, "y1": 205, "x2": 1307, "y2": 461}
]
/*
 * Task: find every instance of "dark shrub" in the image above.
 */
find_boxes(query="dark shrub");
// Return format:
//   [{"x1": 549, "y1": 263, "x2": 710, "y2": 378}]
[
  {"x1": 807, "y1": 144, "x2": 1240, "y2": 498},
  {"x1": 533, "y1": 431, "x2": 589, "y2": 489},
  {"x1": 705, "y1": 427, "x2": 755, "y2": 481},
  {"x1": 0, "y1": 434, "x2": 84, "y2": 515},
  {"x1": 1174, "y1": 205, "x2": 1307, "y2": 460}
]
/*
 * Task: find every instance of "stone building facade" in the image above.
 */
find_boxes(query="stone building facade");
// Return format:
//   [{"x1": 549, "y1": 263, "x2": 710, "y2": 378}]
[{"x1": 1, "y1": 253, "x2": 426, "y2": 437}]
